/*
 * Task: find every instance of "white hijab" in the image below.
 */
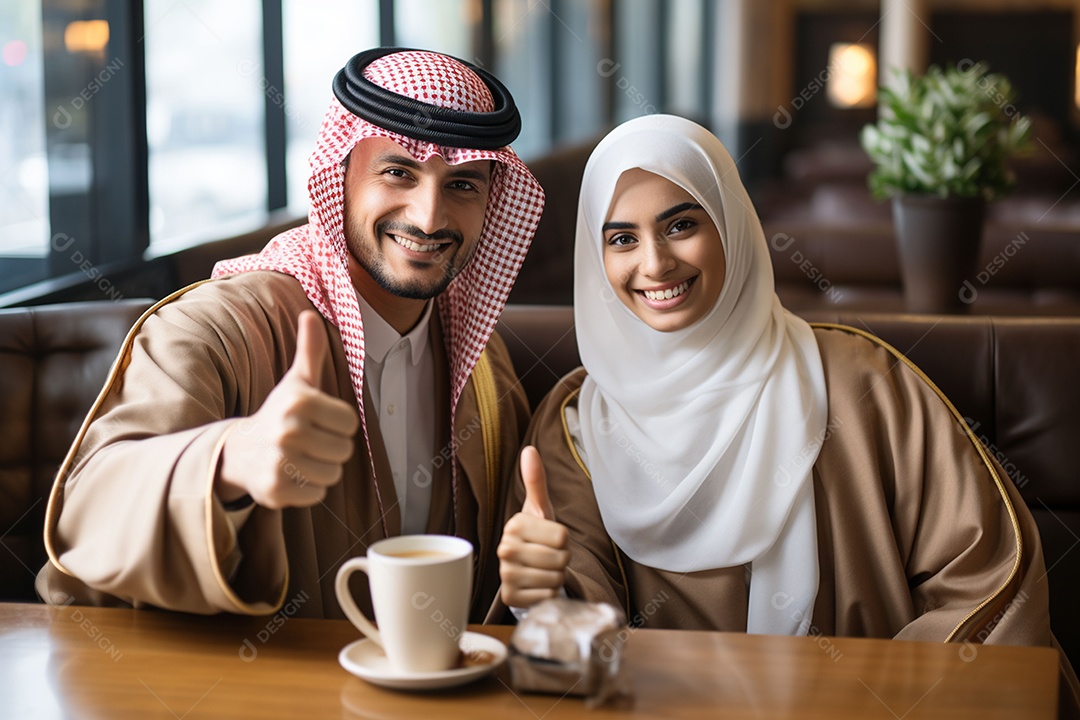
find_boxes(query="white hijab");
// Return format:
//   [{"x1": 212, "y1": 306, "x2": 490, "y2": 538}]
[{"x1": 574, "y1": 115, "x2": 828, "y2": 635}]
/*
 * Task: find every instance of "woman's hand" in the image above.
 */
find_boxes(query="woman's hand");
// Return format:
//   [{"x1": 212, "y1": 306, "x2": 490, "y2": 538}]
[{"x1": 498, "y1": 446, "x2": 570, "y2": 608}]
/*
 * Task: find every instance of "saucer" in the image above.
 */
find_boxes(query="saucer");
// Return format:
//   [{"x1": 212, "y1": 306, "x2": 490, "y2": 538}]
[{"x1": 339, "y1": 631, "x2": 507, "y2": 690}]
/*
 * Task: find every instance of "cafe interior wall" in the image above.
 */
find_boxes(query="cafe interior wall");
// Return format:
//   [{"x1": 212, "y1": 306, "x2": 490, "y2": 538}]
[
  {"x1": 783, "y1": 0, "x2": 1078, "y2": 152},
  {"x1": 754, "y1": 0, "x2": 1080, "y2": 242}
]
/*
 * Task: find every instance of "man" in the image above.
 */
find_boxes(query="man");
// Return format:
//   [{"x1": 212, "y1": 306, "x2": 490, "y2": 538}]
[{"x1": 36, "y1": 48, "x2": 544, "y2": 622}]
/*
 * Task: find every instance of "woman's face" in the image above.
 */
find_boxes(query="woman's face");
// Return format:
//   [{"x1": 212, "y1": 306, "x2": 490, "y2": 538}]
[{"x1": 602, "y1": 169, "x2": 726, "y2": 332}]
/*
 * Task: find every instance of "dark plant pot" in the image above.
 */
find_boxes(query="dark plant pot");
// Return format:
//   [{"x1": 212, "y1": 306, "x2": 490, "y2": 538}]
[{"x1": 892, "y1": 195, "x2": 986, "y2": 314}]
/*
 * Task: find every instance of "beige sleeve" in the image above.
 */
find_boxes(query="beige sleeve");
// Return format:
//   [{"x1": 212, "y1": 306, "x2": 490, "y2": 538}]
[
  {"x1": 467, "y1": 329, "x2": 532, "y2": 624},
  {"x1": 509, "y1": 369, "x2": 628, "y2": 613},
  {"x1": 858, "y1": 344, "x2": 1050, "y2": 647},
  {"x1": 853, "y1": 330, "x2": 1080, "y2": 717},
  {"x1": 38, "y1": 286, "x2": 290, "y2": 615}
]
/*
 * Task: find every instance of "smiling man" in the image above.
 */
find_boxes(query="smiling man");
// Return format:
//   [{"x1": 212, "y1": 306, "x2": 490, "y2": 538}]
[
  {"x1": 38, "y1": 48, "x2": 544, "y2": 622},
  {"x1": 341, "y1": 138, "x2": 492, "y2": 326}
]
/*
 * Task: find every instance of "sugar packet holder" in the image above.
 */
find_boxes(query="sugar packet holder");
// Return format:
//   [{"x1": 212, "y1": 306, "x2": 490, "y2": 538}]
[{"x1": 507, "y1": 598, "x2": 629, "y2": 708}]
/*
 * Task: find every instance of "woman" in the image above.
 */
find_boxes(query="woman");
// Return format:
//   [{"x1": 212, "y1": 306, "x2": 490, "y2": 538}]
[{"x1": 497, "y1": 115, "x2": 1077, "y2": 703}]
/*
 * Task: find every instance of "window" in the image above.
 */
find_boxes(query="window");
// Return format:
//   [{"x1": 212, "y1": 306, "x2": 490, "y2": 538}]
[
  {"x1": 283, "y1": 0, "x2": 378, "y2": 214},
  {"x1": 0, "y1": 3, "x2": 48, "y2": 260},
  {"x1": 613, "y1": 0, "x2": 664, "y2": 124},
  {"x1": 0, "y1": 1, "x2": 136, "y2": 297},
  {"x1": 144, "y1": 0, "x2": 266, "y2": 253},
  {"x1": 395, "y1": 0, "x2": 475, "y2": 60},
  {"x1": 1, "y1": 0, "x2": 723, "y2": 304},
  {"x1": 494, "y1": 0, "x2": 551, "y2": 161},
  {"x1": 551, "y1": 0, "x2": 608, "y2": 145},
  {"x1": 666, "y1": 0, "x2": 710, "y2": 122}
]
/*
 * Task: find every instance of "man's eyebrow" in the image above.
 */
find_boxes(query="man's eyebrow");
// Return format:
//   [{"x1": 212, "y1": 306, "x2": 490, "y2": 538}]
[
  {"x1": 376, "y1": 152, "x2": 422, "y2": 169},
  {"x1": 449, "y1": 167, "x2": 490, "y2": 184},
  {"x1": 375, "y1": 152, "x2": 490, "y2": 184},
  {"x1": 656, "y1": 202, "x2": 704, "y2": 223}
]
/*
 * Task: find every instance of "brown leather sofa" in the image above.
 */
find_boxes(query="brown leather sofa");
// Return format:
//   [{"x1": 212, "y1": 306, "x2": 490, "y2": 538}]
[
  {"x1": 2, "y1": 299, "x2": 1076, "y2": 666},
  {"x1": 0, "y1": 298, "x2": 154, "y2": 601},
  {"x1": 763, "y1": 218, "x2": 1080, "y2": 316}
]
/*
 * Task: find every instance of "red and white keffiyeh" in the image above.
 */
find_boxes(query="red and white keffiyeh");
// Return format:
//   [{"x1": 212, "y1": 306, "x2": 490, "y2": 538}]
[{"x1": 213, "y1": 50, "x2": 544, "y2": 530}]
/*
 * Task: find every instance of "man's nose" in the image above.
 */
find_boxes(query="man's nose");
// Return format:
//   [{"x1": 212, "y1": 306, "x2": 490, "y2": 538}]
[{"x1": 406, "y1": 184, "x2": 448, "y2": 236}]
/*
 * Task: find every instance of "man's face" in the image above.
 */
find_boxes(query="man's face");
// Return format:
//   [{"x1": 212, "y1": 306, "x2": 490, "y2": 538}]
[{"x1": 342, "y1": 137, "x2": 492, "y2": 300}]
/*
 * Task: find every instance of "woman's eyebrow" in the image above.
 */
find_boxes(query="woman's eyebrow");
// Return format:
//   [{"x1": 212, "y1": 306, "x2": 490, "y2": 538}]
[
  {"x1": 656, "y1": 202, "x2": 704, "y2": 222},
  {"x1": 602, "y1": 202, "x2": 704, "y2": 232}
]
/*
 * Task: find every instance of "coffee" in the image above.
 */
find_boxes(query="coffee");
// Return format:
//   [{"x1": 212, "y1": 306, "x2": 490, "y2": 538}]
[{"x1": 336, "y1": 534, "x2": 474, "y2": 674}]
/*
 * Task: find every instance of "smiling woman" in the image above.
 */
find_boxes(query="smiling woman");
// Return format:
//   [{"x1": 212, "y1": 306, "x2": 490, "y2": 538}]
[
  {"x1": 601, "y1": 168, "x2": 726, "y2": 333},
  {"x1": 497, "y1": 113, "x2": 1080, "y2": 712},
  {"x1": 566, "y1": 115, "x2": 827, "y2": 637}
]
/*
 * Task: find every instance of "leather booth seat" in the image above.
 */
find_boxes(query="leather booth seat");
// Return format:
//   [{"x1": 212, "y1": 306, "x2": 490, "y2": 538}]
[
  {"x1": 764, "y1": 220, "x2": 1080, "y2": 316},
  {"x1": 2, "y1": 299, "x2": 1076, "y2": 666},
  {"x1": 0, "y1": 299, "x2": 154, "y2": 601}
]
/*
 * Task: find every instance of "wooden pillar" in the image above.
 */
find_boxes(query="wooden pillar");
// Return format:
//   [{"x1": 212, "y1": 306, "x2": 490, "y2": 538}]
[
  {"x1": 879, "y1": 0, "x2": 929, "y2": 88},
  {"x1": 709, "y1": 0, "x2": 794, "y2": 191}
]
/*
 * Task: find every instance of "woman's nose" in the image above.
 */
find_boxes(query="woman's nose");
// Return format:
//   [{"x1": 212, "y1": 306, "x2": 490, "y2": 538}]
[{"x1": 641, "y1": 238, "x2": 676, "y2": 277}]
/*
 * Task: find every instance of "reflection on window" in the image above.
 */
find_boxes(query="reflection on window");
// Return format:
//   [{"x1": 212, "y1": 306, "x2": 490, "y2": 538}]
[
  {"x1": 395, "y1": 0, "x2": 476, "y2": 59},
  {"x1": 494, "y1": 0, "x2": 551, "y2": 160},
  {"x1": 0, "y1": 3, "x2": 48, "y2": 257},
  {"x1": 552, "y1": 0, "x2": 606, "y2": 145},
  {"x1": 614, "y1": 0, "x2": 663, "y2": 124},
  {"x1": 283, "y1": 0, "x2": 378, "y2": 213},
  {"x1": 667, "y1": 0, "x2": 707, "y2": 121},
  {"x1": 144, "y1": 0, "x2": 266, "y2": 252}
]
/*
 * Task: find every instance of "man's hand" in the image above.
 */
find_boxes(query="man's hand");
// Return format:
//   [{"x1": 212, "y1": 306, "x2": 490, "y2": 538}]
[
  {"x1": 498, "y1": 445, "x2": 570, "y2": 608},
  {"x1": 217, "y1": 310, "x2": 359, "y2": 509}
]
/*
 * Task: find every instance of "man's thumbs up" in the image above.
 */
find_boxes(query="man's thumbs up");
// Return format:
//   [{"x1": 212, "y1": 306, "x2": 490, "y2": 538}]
[
  {"x1": 520, "y1": 445, "x2": 555, "y2": 520},
  {"x1": 217, "y1": 310, "x2": 359, "y2": 510},
  {"x1": 288, "y1": 310, "x2": 329, "y2": 387}
]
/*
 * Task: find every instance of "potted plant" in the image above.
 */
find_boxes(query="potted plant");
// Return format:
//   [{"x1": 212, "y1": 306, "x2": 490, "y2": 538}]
[{"x1": 860, "y1": 62, "x2": 1032, "y2": 312}]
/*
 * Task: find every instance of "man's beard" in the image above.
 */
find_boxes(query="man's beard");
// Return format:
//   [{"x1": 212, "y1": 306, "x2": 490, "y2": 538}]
[{"x1": 347, "y1": 220, "x2": 475, "y2": 300}]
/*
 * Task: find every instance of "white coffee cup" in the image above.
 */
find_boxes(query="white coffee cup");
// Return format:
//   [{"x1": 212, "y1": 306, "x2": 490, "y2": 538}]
[{"x1": 335, "y1": 534, "x2": 473, "y2": 674}]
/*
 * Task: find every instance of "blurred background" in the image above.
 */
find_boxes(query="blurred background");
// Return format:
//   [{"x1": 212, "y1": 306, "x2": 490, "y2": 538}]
[{"x1": 1, "y1": 0, "x2": 1077, "y2": 305}]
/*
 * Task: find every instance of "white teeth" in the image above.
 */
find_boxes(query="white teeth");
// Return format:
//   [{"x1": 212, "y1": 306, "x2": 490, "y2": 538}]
[
  {"x1": 392, "y1": 235, "x2": 439, "y2": 253},
  {"x1": 643, "y1": 280, "x2": 691, "y2": 301}
]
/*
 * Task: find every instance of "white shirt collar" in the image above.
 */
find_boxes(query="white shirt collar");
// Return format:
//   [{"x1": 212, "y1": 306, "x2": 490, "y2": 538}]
[{"x1": 356, "y1": 294, "x2": 432, "y2": 366}]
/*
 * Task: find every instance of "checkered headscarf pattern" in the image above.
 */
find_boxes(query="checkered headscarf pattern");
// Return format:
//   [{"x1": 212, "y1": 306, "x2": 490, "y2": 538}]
[
  {"x1": 364, "y1": 50, "x2": 495, "y2": 113},
  {"x1": 213, "y1": 51, "x2": 544, "y2": 530}
]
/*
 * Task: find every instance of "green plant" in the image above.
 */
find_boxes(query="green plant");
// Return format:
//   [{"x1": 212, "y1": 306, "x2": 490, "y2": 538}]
[{"x1": 860, "y1": 63, "x2": 1032, "y2": 201}]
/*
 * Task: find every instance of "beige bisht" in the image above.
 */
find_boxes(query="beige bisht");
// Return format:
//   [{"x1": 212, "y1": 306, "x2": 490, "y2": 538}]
[{"x1": 38, "y1": 49, "x2": 543, "y2": 622}]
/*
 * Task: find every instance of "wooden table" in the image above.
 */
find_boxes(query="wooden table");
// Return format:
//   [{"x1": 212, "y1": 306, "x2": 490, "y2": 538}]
[{"x1": 0, "y1": 602, "x2": 1058, "y2": 719}]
